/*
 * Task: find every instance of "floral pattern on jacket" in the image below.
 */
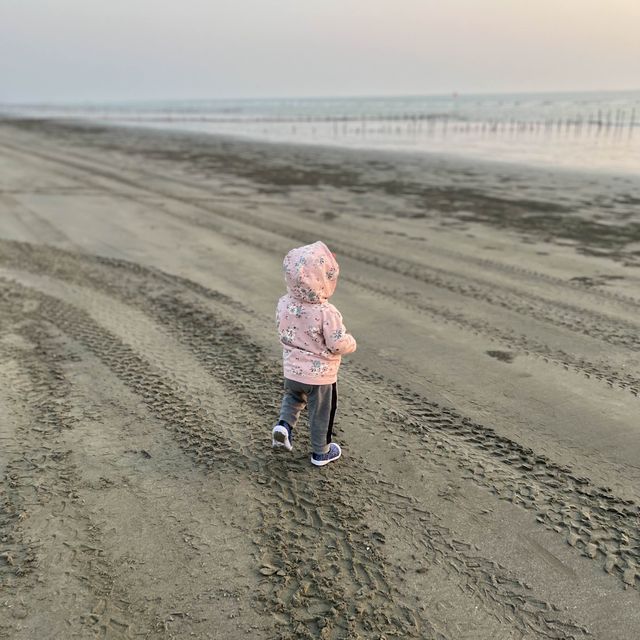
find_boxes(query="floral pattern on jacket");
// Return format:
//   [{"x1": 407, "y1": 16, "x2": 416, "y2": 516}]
[{"x1": 276, "y1": 241, "x2": 357, "y2": 384}]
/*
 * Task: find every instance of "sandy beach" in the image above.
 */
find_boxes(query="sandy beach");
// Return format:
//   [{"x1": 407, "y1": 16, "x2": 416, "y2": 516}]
[{"x1": 1, "y1": 118, "x2": 639, "y2": 639}]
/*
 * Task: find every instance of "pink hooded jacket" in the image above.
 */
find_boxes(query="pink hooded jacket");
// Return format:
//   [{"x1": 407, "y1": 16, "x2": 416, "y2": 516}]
[{"x1": 276, "y1": 241, "x2": 357, "y2": 385}]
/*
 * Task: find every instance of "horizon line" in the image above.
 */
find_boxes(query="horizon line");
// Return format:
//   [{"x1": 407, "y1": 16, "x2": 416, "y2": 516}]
[{"x1": 2, "y1": 87, "x2": 640, "y2": 108}]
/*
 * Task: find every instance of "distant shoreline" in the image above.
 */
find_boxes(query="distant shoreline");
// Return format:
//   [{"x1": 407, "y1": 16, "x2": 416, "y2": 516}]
[
  {"x1": 4, "y1": 114, "x2": 640, "y2": 182},
  {"x1": 3, "y1": 89, "x2": 639, "y2": 175}
]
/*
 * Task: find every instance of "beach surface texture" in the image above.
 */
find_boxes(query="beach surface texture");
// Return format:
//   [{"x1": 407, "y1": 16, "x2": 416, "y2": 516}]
[{"x1": 0, "y1": 118, "x2": 639, "y2": 639}]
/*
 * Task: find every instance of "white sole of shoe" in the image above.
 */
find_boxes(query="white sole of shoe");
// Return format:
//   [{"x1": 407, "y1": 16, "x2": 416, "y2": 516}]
[{"x1": 272, "y1": 425, "x2": 292, "y2": 452}]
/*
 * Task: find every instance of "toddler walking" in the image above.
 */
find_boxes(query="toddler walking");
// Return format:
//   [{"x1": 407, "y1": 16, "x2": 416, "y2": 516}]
[{"x1": 273, "y1": 241, "x2": 357, "y2": 466}]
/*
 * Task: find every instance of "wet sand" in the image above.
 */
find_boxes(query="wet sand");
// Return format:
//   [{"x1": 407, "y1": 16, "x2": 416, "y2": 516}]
[{"x1": 0, "y1": 118, "x2": 639, "y2": 639}]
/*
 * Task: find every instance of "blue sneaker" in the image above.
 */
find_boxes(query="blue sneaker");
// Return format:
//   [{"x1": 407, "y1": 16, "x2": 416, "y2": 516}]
[
  {"x1": 311, "y1": 443, "x2": 342, "y2": 467},
  {"x1": 272, "y1": 422, "x2": 293, "y2": 452}
]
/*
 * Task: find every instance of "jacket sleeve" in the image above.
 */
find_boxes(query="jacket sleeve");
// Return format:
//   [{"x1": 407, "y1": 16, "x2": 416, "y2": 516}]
[{"x1": 322, "y1": 305, "x2": 357, "y2": 355}]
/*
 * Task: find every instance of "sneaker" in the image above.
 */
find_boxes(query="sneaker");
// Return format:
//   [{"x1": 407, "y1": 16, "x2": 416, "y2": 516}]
[
  {"x1": 272, "y1": 423, "x2": 293, "y2": 452},
  {"x1": 310, "y1": 443, "x2": 342, "y2": 467}
]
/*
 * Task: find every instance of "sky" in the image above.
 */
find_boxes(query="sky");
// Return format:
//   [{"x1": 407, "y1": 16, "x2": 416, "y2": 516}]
[{"x1": 1, "y1": 0, "x2": 639, "y2": 103}]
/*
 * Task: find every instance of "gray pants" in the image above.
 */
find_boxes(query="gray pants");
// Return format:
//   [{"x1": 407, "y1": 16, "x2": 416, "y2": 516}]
[{"x1": 279, "y1": 378, "x2": 338, "y2": 455}]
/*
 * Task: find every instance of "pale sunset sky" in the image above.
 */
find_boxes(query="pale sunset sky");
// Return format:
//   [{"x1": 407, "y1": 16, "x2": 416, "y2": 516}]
[{"x1": 1, "y1": 0, "x2": 639, "y2": 102}]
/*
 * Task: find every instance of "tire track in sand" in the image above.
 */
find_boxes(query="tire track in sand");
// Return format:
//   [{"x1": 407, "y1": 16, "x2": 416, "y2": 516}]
[
  {"x1": 0, "y1": 293, "x2": 135, "y2": 639},
  {"x1": 120, "y1": 265, "x2": 640, "y2": 596},
  {"x1": 1, "y1": 241, "x2": 638, "y2": 599},
  {"x1": 129, "y1": 286, "x2": 636, "y2": 638},
  {"x1": 0, "y1": 278, "x2": 432, "y2": 640},
  {"x1": 349, "y1": 366, "x2": 640, "y2": 591},
  {"x1": 0, "y1": 263, "x2": 594, "y2": 638},
  {"x1": 346, "y1": 274, "x2": 640, "y2": 397},
  {"x1": 12, "y1": 252, "x2": 616, "y2": 637},
  {"x1": 138, "y1": 287, "x2": 591, "y2": 639}
]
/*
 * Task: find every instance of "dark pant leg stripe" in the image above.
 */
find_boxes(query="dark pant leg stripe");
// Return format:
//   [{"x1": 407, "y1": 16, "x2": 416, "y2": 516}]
[{"x1": 327, "y1": 382, "x2": 338, "y2": 444}]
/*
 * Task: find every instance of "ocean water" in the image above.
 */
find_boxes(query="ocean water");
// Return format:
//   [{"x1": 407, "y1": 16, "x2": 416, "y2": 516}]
[{"x1": 4, "y1": 91, "x2": 640, "y2": 174}]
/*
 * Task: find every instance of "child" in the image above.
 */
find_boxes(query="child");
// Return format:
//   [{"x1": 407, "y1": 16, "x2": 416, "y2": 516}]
[{"x1": 273, "y1": 241, "x2": 357, "y2": 466}]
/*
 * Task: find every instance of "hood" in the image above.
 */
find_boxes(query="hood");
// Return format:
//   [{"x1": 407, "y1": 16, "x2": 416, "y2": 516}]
[{"x1": 283, "y1": 241, "x2": 339, "y2": 303}]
